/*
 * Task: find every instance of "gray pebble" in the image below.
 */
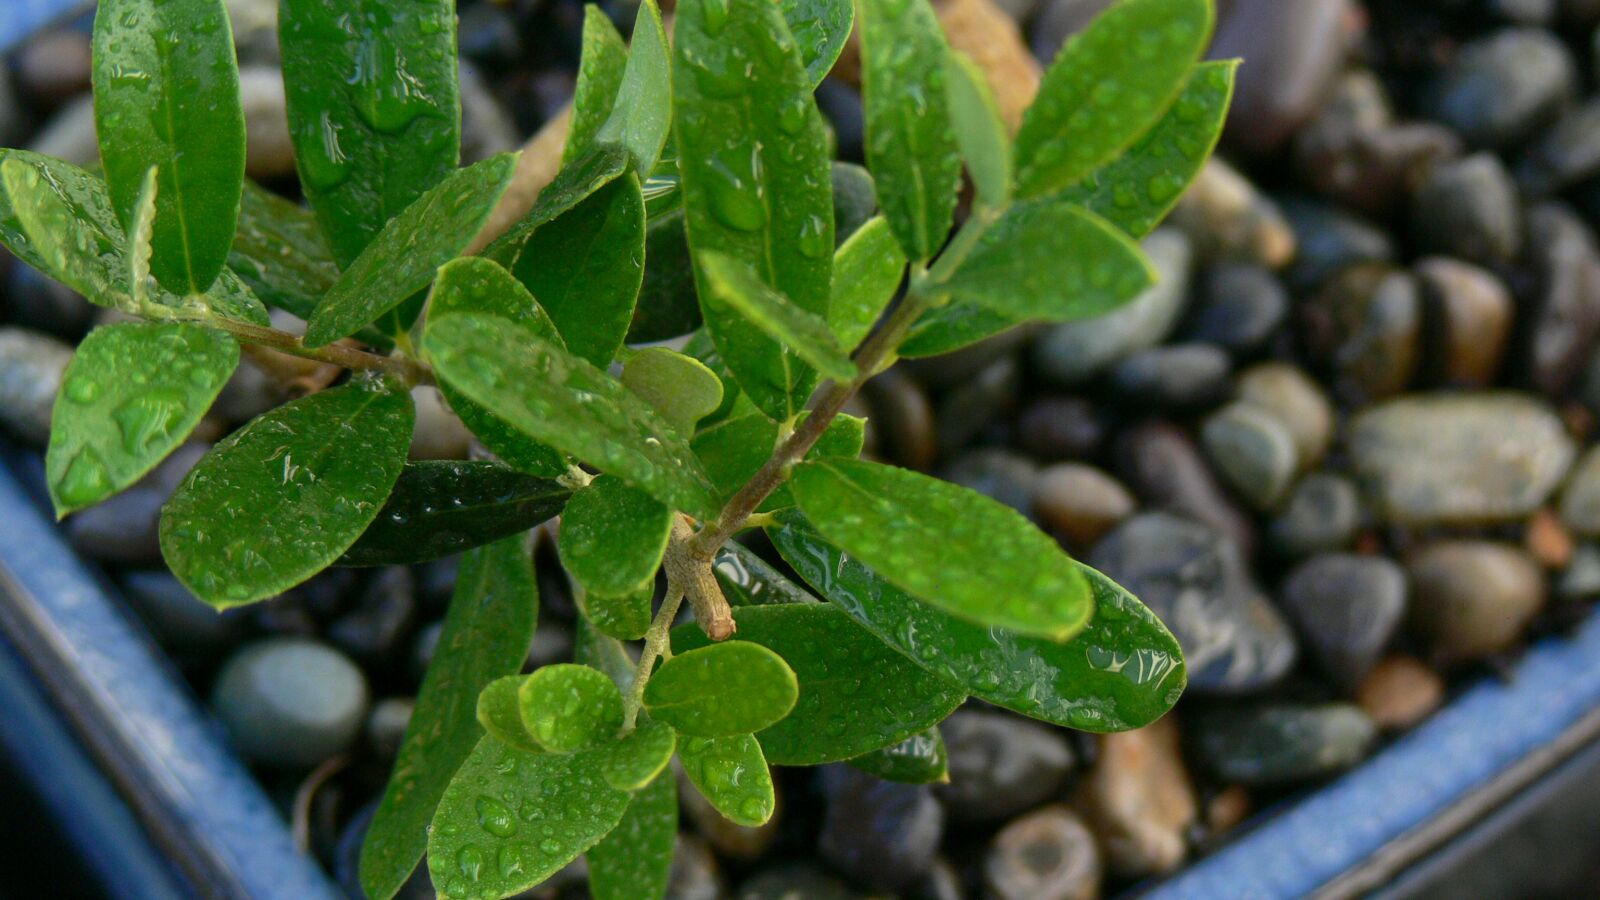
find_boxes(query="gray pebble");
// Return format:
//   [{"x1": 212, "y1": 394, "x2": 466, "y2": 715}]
[
  {"x1": 1234, "y1": 362, "x2": 1334, "y2": 470},
  {"x1": 818, "y1": 766, "x2": 944, "y2": 891},
  {"x1": 1420, "y1": 27, "x2": 1576, "y2": 149},
  {"x1": 1183, "y1": 263, "x2": 1288, "y2": 355},
  {"x1": 1109, "y1": 343, "x2": 1233, "y2": 411},
  {"x1": 1561, "y1": 446, "x2": 1600, "y2": 536},
  {"x1": 1281, "y1": 554, "x2": 1408, "y2": 687},
  {"x1": 1210, "y1": 0, "x2": 1356, "y2": 156},
  {"x1": 938, "y1": 709, "x2": 1075, "y2": 823},
  {"x1": 1522, "y1": 202, "x2": 1600, "y2": 395},
  {"x1": 1116, "y1": 421, "x2": 1258, "y2": 558},
  {"x1": 68, "y1": 442, "x2": 208, "y2": 565},
  {"x1": 1195, "y1": 704, "x2": 1377, "y2": 785},
  {"x1": 1201, "y1": 403, "x2": 1299, "y2": 511},
  {"x1": 1300, "y1": 263, "x2": 1421, "y2": 404},
  {"x1": 211, "y1": 637, "x2": 369, "y2": 768},
  {"x1": 983, "y1": 805, "x2": 1102, "y2": 900},
  {"x1": 1280, "y1": 197, "x2": 1395, "y2": 293},
  {"x1": 1410, "y1": 154, "x2": 1522, "y2": 264},
  {"x1": 0, "y1": 327, "x2": 72, "y2": 445},
  {"x1": 940, "y1": 449, "x2": 1039, "y2": 518},
  {"x1": 1269, "y1": 472, "x2": 1363, "y2": 558}
]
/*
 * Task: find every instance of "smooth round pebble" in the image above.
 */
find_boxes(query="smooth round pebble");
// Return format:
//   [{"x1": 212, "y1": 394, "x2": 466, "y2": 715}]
[
  {"x1": 1280, "y1": 554, "x2": 1409, "y2": 687},
  {"x1": 1408, "y1": 541, "x2": 1546, "y2": 664},
  {"x1": 1419, "y1": 27, "x2": 1577, "y2": 149},
  {"x1": 211, "y1": 637, "x2": 370, "y2": 768},
  {"x1": 983, "y1": 805, "x2": 1102, "y2": 900},
  {"x1": 818, "y1": 766, "x2": 944, "y2": 891},
  {"x1": 1195, "y1": 704, "x2": 1377, "y2": 786},
  {"x1": 1269, "y1": 472, "x2": 1363, "y2": 558},
  {"x1": 1356, "y1": 656, "x2": 1446, "y2": 731},
  {"x1": 1034, "y1": 462, "x2": 1136, "y2": 548},
  {"x1": 1234, "y1": 362, "x2": 1333, "y2": 471},
  {"x1": 938, "y1": 709, "x2": 1075, "y2": 823},
  {"x1": 1073, "y1": 717, "x2": 1195, "y2": 877},
  {"x1": 1202, "y1": 403, "x2": 1300, "y2": 510}
]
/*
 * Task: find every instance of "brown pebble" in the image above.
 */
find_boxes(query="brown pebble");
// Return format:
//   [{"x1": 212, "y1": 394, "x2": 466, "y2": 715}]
[
  {"x1": 1205, "y1": 785, "x2": 1252, "y2": 835},
  {"x1": 1526, "y1": 508, "x2": 1575, "y2": 568},
  {"x1": 1072, "y1": 717, "x2": 1196, "y2": 878},
  {"x1": 1408, "y1": 541, "x2": 1546, "y2": 665},
  {"x1": 15, "y1": 30, "x2": 92, "y2": 106},
  {"x1": 1356, "y1": 655, "x2": 1445, "y2": 731},
  {"x1": 935, "y1": 0, "x2": 1039, "y2": 133},
  {"x1": 1034, "y1": 463, "x2": 1136, "y2": 550},
  {"x1": 863, "y1": 369, "x2": 937, "y2": 471}
]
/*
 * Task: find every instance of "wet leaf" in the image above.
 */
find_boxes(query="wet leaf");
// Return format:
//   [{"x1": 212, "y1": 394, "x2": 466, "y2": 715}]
[
  {"x1": 158, "y1": 378, "x2": 414, "y2": 608},
  {"x1": 304, "y1": 153, "x2": 519, "y2": 347},
  {"x1": 93, "y1": 0, "x2": 244, "y2": 294},
  {"x1": 360, "y1": 536, "x2": 538, "y2": 900},
  {"x1": 427, "y1": 739, "x2": 629, "y2": 899},
  {"x1": 587, "y1": 768, "x2": 676, "y2": 900},
  {"x1": 1014, "y1": 0, "x2": 1213, "y2": 199},
  {"x1": 626, "y1": 208, "x2": 702, "y2": 343},
  {"x1": 565, "y1": 7, "x2": 629, "y2": 165},
  {"x1": 583, "y1": 583, "x2": 654, "y2": 642},
  {"x1": 674, "y1": 604, "x2": 964, "y2": 764},
  {"x1": 780, "y1": 0, "x2": 854, "y2": 88},
  {"x1": 228, "y1": 181, "x2": 339, "y2": 321},
  {"x1": 847, "y1": 727, "x2": 948, "y2": 784},
  {"x1": 696, "y1": 250, "x2": 856, "y2": 382},
  {"x1": 426, "y1": 313, "x2": 720, "y2": 518},
  {"x1": 47, "y1": 323, "x2": 237, "y2": 517},
  {"x1": 943, "y1": 51, "x2": 1012, "y2": 211},
  {"x1": 677, "y1": 734, "x2": 775, "y2": 826},
  {"x1": 621, "y1": 347, "x2": 725, "y2": 432},
  {"x1": 691, "y1": 411, "x2": 864, "y2": 508},
  {"x1": 763, "y1": 412, "x2": 865, "y2": 509},
  {"x1": 279, "y1": 0, "x2": 460, "y2": 266},
  {"x1": 519, "y1": 664, "x2": 625, "y2": 752},
  {"x1": 829, "y1": 216, "x2": 905, "y2": 352},
  {"x1": 714, "y1": 540, "x2": 824, "y2": 607},
  {"x1": 476, "y1": 676, "x2": 544, "y2": 754},
  {"x1": 859, "y1": 0, "x2": 961, "y2": 263},
  {"x1": 482, "y1": 145, "x2": 630, "y2": 266},
  {"x1": 560, "y1": 474, "x2": 673, "y2": 597},
  {"x1": 789, "y1": 459, "x2": 1093, "y2": 640},
  {"x1": 595, "y1": 0, "x2": 673, "y2": 178},
  {"x1": 646, "y1": 641, "x2": 798, "y2": 736},
  {"x1": 771, "y1": 512, "x2": 1188, "y2": 731},
  {"x1": 674, "y1": 0, "x2": 835, "y2": 421},
  {"x1": 338, "y1": 461, "x2": 568, "y2": 566},
  {"x1": 598, "y1": 719, "x2": 677, "y2": 791}
]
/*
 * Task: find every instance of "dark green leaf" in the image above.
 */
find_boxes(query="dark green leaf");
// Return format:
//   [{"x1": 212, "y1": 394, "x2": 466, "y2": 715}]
[
  {"x1": 674, "y1": 604, "x2": 964, "y2": 764},
  {"x1": 512, "y1": 172, "x2": 645, "y2": 366},
  {"x1": 482, "y1": 145, "x2": 630, "y2": 265},
  {"x1": 829, "y1": 216, "x2": 905, "y2": 352},
  {"x1": 1054, "y1": 59, "x2": 1238, "y2": 239},
  {"x1": 847, "y1": 727, "x2": 948, "y2": 784},
  {"x1": 476, "y1": 675, "x2": 545, "y2": 753},
  {"x1": 674, "y1": 0, "x2": 835, "y2": 421},
  {"x1": 621, "y1": 347, "x2": 725, "y2": 432},
  {"x1": 426, "y1": 313, "x2": 720, "y2": 518},
  {"x1": 1014, "y1": 0, "x2": 1213, "y2": 199},
  {"x1": 565, "y1": 7, "x2": 629, "y2": 165},
  {"x1": 626, "y1": 208, "x2": 702, "y2": 342},
  {"x1": 859, "y1": 0, "x2": 961, "y2": 262},
  {"x1": 678, "y1": 734, "x2": 774, "y2": 826},
  {"x1": 596, "y1": 0, "x2": 672, "y2": 178},
  {"x1": 93, "y1": 0, "x2": 244, "y2": 294},
  {"x1": 772, "y1": 513, "x2": 1188, "y2": 731},
  {"x1": 305, "y1": 153, "x2": 519, "y2": 347},
  {"x1": 789, "y1": 458, "x2": 1092, "y2": 640},
  {"x1": 427, "y1": 739, "x2": 629, "y2": 898},
  {"x1": 360, "y1": 535, "x2": 538, "y2": 900},
  {"x1": 587, "y1": 770, "x2": 676, "y2": 900},
  {"x1": 696, "y1": 250, "x2": 856, "y2": 382},
  {"x1": 159, "y1": 378, "x2": 414, "y2": 607},
  {"x1": 520, "y1": 664, "x2": 625, "y2": 752},
  {"x1": 943, "y1": 51, "x2": 1012, "y2": 210},
  {"x1": 898, "y1": 298, "x2": 1018, "y2": 358},
  {"x1": 338, "y1": 461, "x2": 567, "y2": 566},
  {"x1": 560, "y1": 474, "x2": 673, "y2": 597},
  {"x1": 279, "y1": 0, "x2": 461, "y2": 266},
  {"x1": 583, "y1": 583, "x2": 654, "y2": 641},
  {"x1": 47, "y1": 323, "x2": 236, "y2": 517},
  {"x1": 714, "y1": 540, "x2": 823, "y2": 607},
  {"x1": 646, "y1": 641, "x2": 797, "y2": 736},
  {"x1": 780, "y1": 0, "x2": 855, "y2": 88},
  {"x1": 228, "y1": 181, "x2": 339, "y2": 321},
  {"x1": 598, "y1": 719, "x2": 676, "y2": 791}
]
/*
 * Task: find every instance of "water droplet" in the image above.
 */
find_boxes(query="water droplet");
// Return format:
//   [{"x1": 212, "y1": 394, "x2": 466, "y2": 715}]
[
  {"x1": 706, "y1": 154, "x2": 765, "y2": 233},
  {"x1": 797, "y1": 214, "x2": 831, "y2": 259},
  {"x1": 456, "y1": 844, "x2": 486, "y2": 882},
  {"x1": 475, "y1": 796, "x2": 518, "y2": 837},
  {"x1": 55, "y1": 449, "x2": 111, "y2": 507},
  {"x1": 64, "y1": 377, "x2": 100, "y2": 404}
]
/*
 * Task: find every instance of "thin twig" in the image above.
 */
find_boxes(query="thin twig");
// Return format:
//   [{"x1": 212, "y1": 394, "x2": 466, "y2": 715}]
[{"x1": 213, "y1": 319, "x2": 433, "y2": 386}]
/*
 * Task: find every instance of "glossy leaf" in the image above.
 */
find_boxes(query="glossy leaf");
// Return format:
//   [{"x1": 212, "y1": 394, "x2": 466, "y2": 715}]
[
  {"x1": 482, "y1": 144, "x2": 629, "y2": 265},
  {"x1": 426, "y1": 313, "x2": 720, "y2": 518},
  {"x1": 560, "y1": 475, "x2": 673, "y2": 597},
  {"x1": 304, "y1": 153, "x2": 519, "y2": 347},
  {"x1": 714, "y1": 540, "x2": 825, "y2": 607},
  {"x1": 93, "y1": 0, "x2": 245, "y2": 294},
  {"x1": 279, "y1": 0, "x2": 460, "y2": 266},
  {"x1": 1014, "y1": 0, "x2": 1213, "y2": 199},
  {"x1": 692, "y1": 411, "x2": 865, "y2": 508},
  {"x1": 565, "y1": 7, "x2": 629, "y2": 165},
  {"x1": 520, "y1": 664, "x2": 625, "y2": 753},
  {"x1": 829, "y1": 216, "x2": 905, "y2": 351},
  {"x1": 512, "y1": 172, "x2": 645, "y2": 366},
  {"x1": 595, "y1": 0, "x2": 672, "y2": 177},
  {"x1": 646, "y1": 641, "x2": 798, "y2": 737},
  {"x1": 762, "y1": 413, "x2": 865, "y2": 509},
  {"x1": 674, "y1": 0, "x2": 835, "y2": 421},
  {"x1": 858, "y1": 0, "x2": 961, "y2": 262},
  {"x1": 583, "y1": 583, "x2": 654, "y2": 642},
  {"x1": 360, "y1": 536, "x2": 538, "y2": 900},
  {"x1": 587, "y1": 770, "x2": 676, "y2": 900},
  {"x1": 159, "y1": 378, "x2": 414, "y2": 608},
  {"x1": 427, "y1": 739, "x2": 629, "y2": 899},
  {"x1": 780, "y1": 0, "x2": 855, "y2": 88},
  {"x1": 772, "y1": 513, "x2": 1188, "y2": 731},
  {"x1": 1055, "y1": 60, "x2": 1237, "y2": 239},
  {"x1": 627, "y1": 208, "x2": 702, "y2": 342},
  {"x1": 789, "y1": 459, "x2": 1092, "y2": 640},
  {"x1": 848, "y1": 727, "x2": 949, "y2": 784},
  {"x1": 338, "y1": 461, "x2": 568, "y2": 566},
  {"x1": 696, "y1": 250, "x2": 856, "y2": 382},
  {"x1": 598, "y1": 719, "x2": 677, "y2": 791},
  {"x1": 674, "y1": 604, "x2": 964, "y2": 764},
  {"x1": 898, "y1": 298, "x2": 1018, "y2": 358},
  {"x1": 944, "y1": 51, "x2": 1012, "y2": 210},
  {"x1": 621, "y1": 347, "x2": 725, "y2": 432},
  {"x1": 476, "y1": 676, "x2": 544, "y2": 754},
  {"x1": 47, "y1": 323, "x2": 237, "y2": 517},
  {"x1": 228, "y1": 181, "x2": 339, "y2": 321},
  {"x1": 678, "y1": 734, "x2": 775, "y2": 826}
]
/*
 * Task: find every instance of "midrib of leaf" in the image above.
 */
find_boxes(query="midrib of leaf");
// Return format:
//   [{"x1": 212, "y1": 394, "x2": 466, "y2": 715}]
[
  {"x1": 895, "y1": 95, "x2": 931, "y2": 257},
  {"x1": 153, "y1": 26, "x2": 200, "y2": 294},
  {"x1": 740, "y1": 86, "x2": 797, "y2": 419},
  {"x1": 247, "y1": 385, "x2": 391, "y2": 525}
]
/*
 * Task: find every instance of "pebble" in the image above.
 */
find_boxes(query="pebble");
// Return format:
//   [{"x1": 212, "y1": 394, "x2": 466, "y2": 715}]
[
  {"x1": 983, "y1": 805, "x2": 1102, "y2": 900},
  {"x1": 1168, "y1": 159, "x2": 1296, "y2": 269},
  {"x1": 1409, "y1": 154, "x2": 1523, "y2": 264},
  {"x1": 409, "y1": 386, "x2": 472, "y2": 460},
  {"x1": 1517, "y1": 97, "x2": 1600, "y2": 197},
  {"x1": 1413, "y1": 257, "x2": 1513, "y2": 387},
  {"x1": 328, "y1": 567, "x2": 416, "y2": 670},
  {"x1": 936, "y1": 358, "x2": 1018, "y2": 456},
  {"x1": 1109, "y1": 344, "x2": 1233, "y2": 411},
  {"x1": 862, "y1": 369, "x2": 937, "y2": 471},
  {"x1": 1182, "y1": 264, "x2": 1288, "y2": 356},
  {"x1": 1408, "y1": 541, "x2": 1546, "y2": 664},
  {"x1": 1280, "y1": 554, "x2": 1409, "y2": 687},
  {"x1": 460, "y1": 64, "x2": 519, "y2": 164},
  {"x1": 817, "y1": 77, "x2": 866, "y2": 163},
  {"x1": 14, "y1": 29, "x2": 91, "y2": 107},
  {"x1": 239, "y1": 67, "x2": 294, "y2": 179},
  {"x1": 365, "y1": 697, "x2": 414, "y2": 760},
  {"x1": 1195, "y1": 704, "x2": 1377, "y2": 786},
  {"x1": 938, "y1": 709, "x2": 1075, "y2": 823},
  {"x1": 227, "y1": 0, "x2": 282, "y2": 63},
  {"x1": 213, "y1": 357, "x2": 291, "y2": 425},
  {"x1": 1234, "y1": 363, "x2": 1334, "y2": 470},
  {"x1": 1205, "y1": 785, "x2": 1253, "y2": 836},
  {"x1": 0, "y1": 65, "x2": 22, "y2": 148},
  {"x1": 908, "y1": 858, "x2": 965, "y2": 900},
  {"x1": 1348, "y1": 393, "x2": 1575, "y2": 525},
  {"x1": 681, "y1": 769, "x2": 781, "y2": 860},
  {"x1": 1523, "y1": 203, "x2": 1600, "y2": 395},
  {"x1": 28, "y1": 95, "x2": 98, "y2": 168},
  {"x1": 456, "y1": 3, "x2": 522, "y2": 71},
  {"x1": 68, "y1": 443, "x2": 208, "y2": 565},
  {"x1": 1210, "y1": 0, "x2": 1357, "y2": 156},
  {"x1": 120, "y1": 569, "x2": 248, "y2": 659},
  {"x1": 1269, "y1": 472, "x2": 1363, "y2": 558},
  {"x1": 1034, "y1": 463, "x2": 1136, "y2": 548},
  {"x1": 1304, "y1": 263, "x2": 1422, "y2": 404},
  {"x1": 818, "y1": 766, "x2": 944, "y2": 891},
  {"x1": 1528, "y1": 506, "x2": 1576, "y2": 568},
  {"x1": 6, "y1": 253, "x2": 95, "y2": 340},
  {"x1": 1017, "y1": 397, "x2": 1108, "y2": 462},
  {"x1": 1562, "y1": 446, "x2": 1600, "y2": 536},
  {"x1": 1356, "y1": 656, "x2": 1446, "y2": 731},
  {"x1": 935, "y1": 0, "x2": 1041, "y2": 133},
  {"x1": 1279, "y1": 197, "x2": 1396, "y2": 293},
  {"x1": 940, "y1": 448, "x2": 1039, "y2": 518},
  {"x1": 668, "y1": 835, "x2": 726, "y2": 900},
  {"x1": 211, "y1": 637, "x2": 369, "y2": 768},
  {"x1": 1201, "y1": 403, "x2": 1300, "y2": 511},
  {"x1": 1116, "y1": 422, "x2": 1259, "y2": 558},
  {"x1": 832, "y1": 162, "x2": 879, "y2": 244},
  {"x1": 1089, "y1": 513, "x2": 1298, "y2": 694},
  {"x1": 1556, "y1": 543, "x2": 1600, "y2": 602},
  {"x1": 1072, "y1": 717, "x2": 1196, "y2": 877},
  {"x1": 0, "y1": 327, "x2": 72, "y2": 445},
  {"x1": 1419, "y1": 27, "x2": 1577, "y2": 149},
  {"x1": 738, "y1": 863, "x2": 857, "y2": 900}
]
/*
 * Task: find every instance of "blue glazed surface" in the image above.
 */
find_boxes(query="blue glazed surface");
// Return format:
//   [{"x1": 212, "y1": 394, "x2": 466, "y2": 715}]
[{"x1": 0, "y1": 0, "x2": 89, "y2": 54}]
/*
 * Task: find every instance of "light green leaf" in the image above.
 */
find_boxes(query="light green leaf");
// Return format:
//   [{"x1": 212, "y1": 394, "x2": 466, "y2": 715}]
[
  {"x1": 944, "y1": 51, "x2": 1012, "y2": 210},
  {"x1": 622, "y1": 347, "x2": 725, "y2": 432},
  {"x1": 898, "y1": 299, "x2": 1018, "y2": 358},
  {"x1": 678, "y1": 734, "x2": 775, "y2": 826},
  {"x1": 598, "y1": 719, "x2": 677, "y2": 791},
  {"x1": 228, "y1": 181, "x2": 339, "y2": 321},
  {"x1": 1014, "y1": 0, "x2": 1213, "y2": 199},
  {"x1": 696, "y1": 250, "x2": 856, "y2": 382},
  {"x1": 482, "y1": 145, "x2": 630, "y2": 265},
  {"x1": 763, "y1": 412, "x2": 865, "y2": 509},
  {"x1": 789, "y1": 458, "x2": 1093, "y2": 640},
  {"x1": 304, "y1": 153, "x2": 520, "y2": 347},
  {"x1": 426, "y1": 313, "x2": 720, "y2": 518},
  {"x1": 476, "y1": 676, "x2": 544, "y2": 753},
  {"x1": 125, "y1": 167, "x2": 157, "y2": 307},
  {"x1": 848, "y1": 727, "x2": 949, "y2": 784},
  {"x1": 360, "y1": 535, "x2": 538, "y2": 900},
  {"x1": 520, "y1": 664, "x2": 626, "y2": 753},
  {"x1": 158, "y1": 378, "x2": 414, "y2": 607},
  {"x1": 582, "y1": 583, "x2": 654, "y2": 641},
  {"x1": 47, "y1": 323, "x2": 237, "y2": 517},
  {"x1": 560, "y1": 474, "x2": 673, "y2": 598},
  {"x1": 565, "y1": 7, "x2": 629, "y2": 165},
  {"x1": 780, "y1": 0, "x2": 855, "y2": 88},
  {"x1": 859, "y1": 0, "x2": 961, "y2": 262},
  {"x1": 645, "y1": 641, "x2": 797, "y2": 737},
  {"x1": 587, "y1": 770, "x2": 677, "y2": 900},
  {"x1": 829, "y1": 216, "x2": 905, "y2": 351},
  {"x1": 596, "y1": 0, "x2": 672, "y2": 177}
]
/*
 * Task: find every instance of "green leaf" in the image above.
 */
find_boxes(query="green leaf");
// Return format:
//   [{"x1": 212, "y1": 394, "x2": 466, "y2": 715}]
[
  {"x1": 565, "y1": 7, "x2": 629, "y2": 165},
  {"x1": 360, "y1": 535, "x2": 538, "y2": 900},
  {"x1": 858, "y1": 0, "x2": 962, "y2": 263},
  {"x1": 93, "y1": 0, "x2": 245, "y2": 295},
  {"x1": 476, "y1": 676, "x2": 544, "y2": 753},
  {"x1": 780, "y1": 0, "x2": 855, "y2": 88},
  {"x1": 696, "y1": 250, "x2": 856, "y2": 382},
  {"x1": 481, "y1": 145, "x2": 630, "y2": 265},
  {"x1": 576, "y1": 618, "x2": 639, "y2": 694},
  {"x1": 763, "y1": 412, "x2": 865, "y2": 509},
  {"x1": 598, "y1": 719, "x2": 677, "y2": 791},
  {"x1": 304, "y1": 153, "x2": 519, "y2": 347},
  {"x1": 279, "y1": 0, "x2": 461, "y2": 266},
  {"x1": 426, "y1": 313, "x2": 720, "y2": 518},
  {"x1": 848, "y1": 727, "x2": 949, "y2": 784},
  {"x1": 159, "y1": 378, "x2": 414, "y2": 608},
  {"x1": 627, "y1": 208, "x2": 702, "y2": 343},
  {"x1": 338, "y1": 461, "x2": 568, "y2": 566},
  {"x1": 898, "y1": 299, "x2": 1017, "y2": 358},
  {"x1": 583, "y1": 583, "x2": 654, "y2": 641},
  {"x1": 829, "y1": 216, "x2": 905, "y2": 352},
  {"x1": 587, "y1": 770, "x2": 676, "y2": 900},
  {"x1": 771, "y1": 512, "x2": 1187, "y2": 731},
  {"x1": 1014, "y1": 0, "x2": 1213, "y2": 200},
  {"x1": 692, "y1": 411, "x2": 865, "y2": 509},
  {"x1": 622, "y1": 347, "x2": 725, "y2": 432},
  {"x1": 714, "y1": 540, "x2": 824, "y2": 607},
  {"x1": 645, "y1": 641, "x2": 798, "y2": 736},
  {"x1": 674, "y1": 0, "x2": 835, "y2": 421},
  {"x1": 428, "y1": 739, "x2": 630, "y2": 898},
  {"x1": 943, "y1": 51, "x2": 1012, "y2": 210},
  {"x1": 520, "y1": 664, "x2": 626, "y2": 752},
  {"x1": 789, "y1": 458, "x2": 1093, "y2": 640},
  {"x1": 595, "y1": 0, "x2": 672, "y2": 178},
  {"x1": 125, "y1": 167, "x2": 158, "y2": 308},
  {"x1": 1054, "y1": 59, "x2": 1238, "y2": 239},
  {"x1": 228, "y1": 181, "x2": 339, "y2": 321},
  {"x1": 47, "y1": 323, "x2": 237, "y2": 517},
  {"x1": 512, "y1": 172, "x2": 645, "y2": 366},
  {"x1": 674, "y1": 604, "x2": 964, "y2": 764},
  {"x1": 678, "y1": 734, "x2": 775, "y2": 826},
  {"x1": 942, "y1": 199, "x2": 1154, "y2": 322},
  {"x1": 560, "y1": 475, "x2": 673, "y2": 597}
]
